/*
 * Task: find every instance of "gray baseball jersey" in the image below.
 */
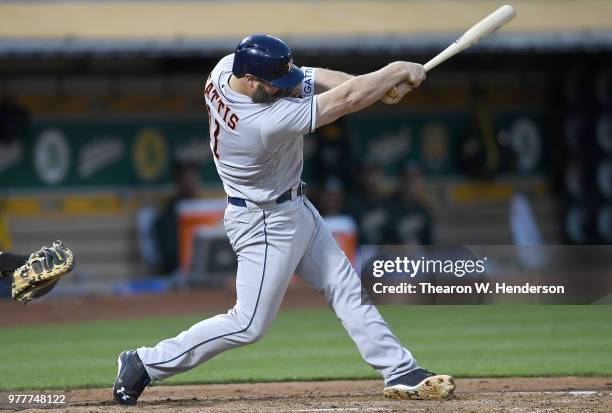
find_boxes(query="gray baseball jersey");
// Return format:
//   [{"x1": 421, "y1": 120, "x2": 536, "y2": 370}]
[
  {"x1": 137, "y1": 55, "x2": 418, "y2": 386},
  {"x1": 204, "y1": 54, "x2": 317, "y2": 203}
]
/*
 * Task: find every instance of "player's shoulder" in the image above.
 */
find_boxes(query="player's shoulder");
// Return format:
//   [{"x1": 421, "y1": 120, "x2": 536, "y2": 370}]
[
  {"x1": 270, "y1": 95, "x2": 314, "y2": 110},
  {"x1": 263, "y1": 95, "x2": 315, "y2": 119},
  {"x1": 209, "y1": 54, "x2": 234, "y2": 84},
  {"x1": 218, "y1": 54, "x2": 234, "y2": 70},
  {"x1": 259, "y1": 95, "x2": 316, "y2": 134}
]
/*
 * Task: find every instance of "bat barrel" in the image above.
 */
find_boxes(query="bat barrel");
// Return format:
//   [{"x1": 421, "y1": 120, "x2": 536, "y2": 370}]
[{"x1": 423, "y1": 4, "x2": 515, "y2": 72}]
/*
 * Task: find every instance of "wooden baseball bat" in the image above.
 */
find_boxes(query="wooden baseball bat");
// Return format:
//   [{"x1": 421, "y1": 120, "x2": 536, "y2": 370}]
[{"x1": 388, "y1": 4, "x2": 515, "y2": 97}]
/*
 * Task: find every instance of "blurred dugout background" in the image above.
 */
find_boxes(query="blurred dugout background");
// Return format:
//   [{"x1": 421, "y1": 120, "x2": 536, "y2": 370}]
[{"x1": 0, "y1": 0, "x2": 611, "y2": 296}]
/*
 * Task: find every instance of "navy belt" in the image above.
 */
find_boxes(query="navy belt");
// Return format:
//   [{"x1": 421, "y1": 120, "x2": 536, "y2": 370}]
[{"x1": 228, "y1": 185, "x2": 303, "y2": 208}]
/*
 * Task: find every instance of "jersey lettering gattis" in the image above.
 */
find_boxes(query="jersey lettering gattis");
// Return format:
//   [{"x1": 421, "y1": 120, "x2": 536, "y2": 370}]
[{"x1": 204, "y1": 54, "x2": 318, "y2": 203}]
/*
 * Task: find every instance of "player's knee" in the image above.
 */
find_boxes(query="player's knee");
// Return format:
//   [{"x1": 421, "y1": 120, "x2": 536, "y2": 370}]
[
  {"x1": 242, "y1": 325, "x2": 267, "y2": 344},
  {"x1": 226, "y1": 307, "x2": 271, "y2": 344}
]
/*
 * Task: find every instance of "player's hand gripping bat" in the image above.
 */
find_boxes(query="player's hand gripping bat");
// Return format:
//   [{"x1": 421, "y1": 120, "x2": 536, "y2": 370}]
[{"x1": 387, "y1": 4, "x2": 516, "y2": 98}]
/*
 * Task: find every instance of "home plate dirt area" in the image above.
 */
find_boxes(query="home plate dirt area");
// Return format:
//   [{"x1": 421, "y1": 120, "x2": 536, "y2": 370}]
[{"x1": 5, "y1": 377, "x2": 610, "y2": 412}]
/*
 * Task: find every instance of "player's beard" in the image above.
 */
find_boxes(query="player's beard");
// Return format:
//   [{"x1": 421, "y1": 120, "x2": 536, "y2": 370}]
[{"x1": 252, "y1": 84, "x2": 292, "y2": 103}]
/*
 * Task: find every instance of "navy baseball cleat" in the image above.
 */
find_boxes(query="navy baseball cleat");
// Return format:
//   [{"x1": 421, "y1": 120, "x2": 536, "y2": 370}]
[
  {"x1": 383, "y1": 368, "x2": 455, "y2": 400},
  {"x1": 112, "y1": 350, "x2": 151, "y2": 405}
]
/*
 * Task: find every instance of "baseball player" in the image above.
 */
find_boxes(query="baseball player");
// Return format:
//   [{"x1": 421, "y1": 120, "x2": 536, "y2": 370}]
[
  {"x1": 113, "y1": 34, "x2": 455, "y2": 405},
  {"x1": 0, "y1": 241, "x2": 74, "y2": 302}
]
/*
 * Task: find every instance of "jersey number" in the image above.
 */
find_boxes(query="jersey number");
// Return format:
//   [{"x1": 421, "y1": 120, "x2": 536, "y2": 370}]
[{"x1": 206, "y1": 104, "x2": 221, "y2": 159}]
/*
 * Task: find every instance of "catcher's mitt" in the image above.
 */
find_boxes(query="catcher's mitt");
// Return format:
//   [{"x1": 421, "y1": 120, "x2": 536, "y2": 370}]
[{"x1": 12, "y1": 241, "x2": 75, "y2": 303}]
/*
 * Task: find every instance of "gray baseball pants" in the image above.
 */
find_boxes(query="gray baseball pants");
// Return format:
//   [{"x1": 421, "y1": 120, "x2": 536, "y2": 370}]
[{"x1": 137, "y1": 196, "x2": 417, "y2": 384}]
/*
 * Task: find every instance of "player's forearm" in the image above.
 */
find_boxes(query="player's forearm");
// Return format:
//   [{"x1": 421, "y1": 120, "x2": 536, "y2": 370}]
[
  {"x1": 316, "y1": 62, "x2": 424, "y2": 127},
  {"x1": 313, "y1": 68, "x2": 354, "y2": 94},
  {"x1": 335, "y1": 63, "x2": 412, "y2": 112}
]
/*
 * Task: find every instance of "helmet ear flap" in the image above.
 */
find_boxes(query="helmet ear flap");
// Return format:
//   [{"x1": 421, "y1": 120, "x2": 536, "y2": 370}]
[{"x1": 232, "y1": 57, "x2": 247, "y2": 78}]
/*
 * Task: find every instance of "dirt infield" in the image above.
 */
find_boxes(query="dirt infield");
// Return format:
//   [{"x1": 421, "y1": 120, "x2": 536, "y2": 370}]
[{"x1": 3, "y1": 377, "x2": 610, "y2": 412}]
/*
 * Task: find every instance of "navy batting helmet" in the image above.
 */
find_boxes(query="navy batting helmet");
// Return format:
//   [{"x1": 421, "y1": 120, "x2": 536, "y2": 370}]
[{"x1": 232, "y1": 34, "x2": 304, "y2": 89}]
